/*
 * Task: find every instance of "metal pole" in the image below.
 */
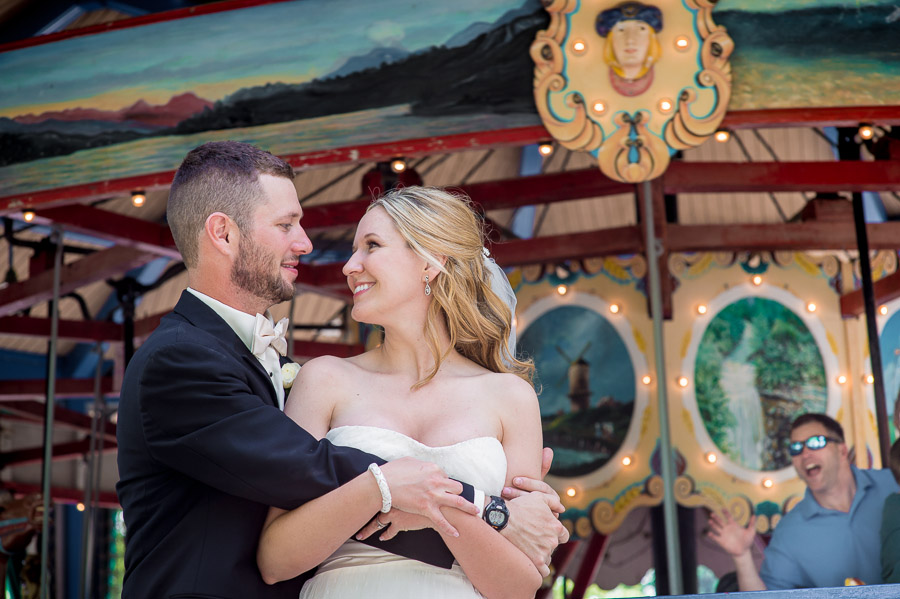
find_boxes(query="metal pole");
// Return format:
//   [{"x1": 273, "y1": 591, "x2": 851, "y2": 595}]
[
  {"x1": 851, "y1": 192, "x2": 891, "y2": 463},
  {"x1": 641, "y1": 180, "x2": 683, "y2": 594},
  {"x1": 40, "y1": 225, "x2": 64, "y2": 599},
  {"x1": 79, "y1": 343, "x2": 104, "y2": 599}
]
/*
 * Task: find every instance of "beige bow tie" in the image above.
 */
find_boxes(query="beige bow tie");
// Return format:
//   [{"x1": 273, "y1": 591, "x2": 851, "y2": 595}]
[{"x1": 252, "y1": 314, "x2": 289, "y2": 358}]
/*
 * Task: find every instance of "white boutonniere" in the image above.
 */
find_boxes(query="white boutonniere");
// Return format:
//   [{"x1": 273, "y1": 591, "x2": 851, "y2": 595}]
[{"x1": 281, "y1": 362, "x2": 300, "y2": 389}]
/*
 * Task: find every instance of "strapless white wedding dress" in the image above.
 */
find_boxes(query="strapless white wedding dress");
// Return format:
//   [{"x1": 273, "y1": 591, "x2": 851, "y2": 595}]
[{"x1": 298, "y1": 425, "x2": 508, "y2": 599}]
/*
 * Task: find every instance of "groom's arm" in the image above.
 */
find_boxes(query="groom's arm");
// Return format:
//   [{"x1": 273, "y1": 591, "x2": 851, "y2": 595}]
[
  {"x1": 132, "y1": 338, "x2": 475, "y2": 567},
  {"x1": 500, "y1": 448, "x2": 569, "y2": 576}
]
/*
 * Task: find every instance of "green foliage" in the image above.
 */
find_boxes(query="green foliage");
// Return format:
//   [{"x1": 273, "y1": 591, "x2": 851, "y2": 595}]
[{"x1": 695, "y1": 298, "x2": 827, "y2": 469}]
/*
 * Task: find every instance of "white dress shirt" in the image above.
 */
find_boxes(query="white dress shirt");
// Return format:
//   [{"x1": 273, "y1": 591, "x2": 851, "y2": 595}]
[{"x1": 186, "y1": 288, "x2": 285, "y2": 409}]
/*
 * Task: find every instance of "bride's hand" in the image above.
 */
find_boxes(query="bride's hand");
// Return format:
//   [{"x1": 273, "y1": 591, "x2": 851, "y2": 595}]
[
  {"x1": 379, "y1": 457, "x2": 479, "y2": 538},
  {"x1": 355, "y1": 509, "x2": 432, "y2": 541}
]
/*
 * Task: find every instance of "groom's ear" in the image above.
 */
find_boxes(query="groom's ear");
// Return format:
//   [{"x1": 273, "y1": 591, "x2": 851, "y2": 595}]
[{"x1": 205, "y1": 212, "x2": 239, "y2": 257}]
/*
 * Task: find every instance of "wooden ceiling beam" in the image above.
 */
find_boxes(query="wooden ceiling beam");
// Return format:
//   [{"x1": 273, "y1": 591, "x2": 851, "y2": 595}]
[
  {"x1": 303, "y1": 161, "x2": 900, "y2": 232},
  {"x1": 0, "y1": 246, "x2": 158, "y2": 317},
  {"x1": 0, "y1": 400, "x2": 117, "y2": 441},
  {"x1": 301, "y1": 169, "x2": 631, "y2": 231},
  {"x1": 840, "y1": 270, "x2": 900, "y2": 318},
  {"x1": 664, "y1": 161, "x2": 900, "y2": 194},
  {"x1": 34, "y1": 204, "x2": 180, "y2": 259},
  {"x1": 0, "y1": 378, "x2": 116, "y2": 400},
  {"x1": 0, "y1": 315, "x2": 122, "y2": 342},
  {"x1": 0, "y1": 438, "x2": 116, "y2": 468},
  {"x1": 2, "y1": 481, "x2": 119, "y2": 508},
  {"x1": 668, "y1": 222, "x2": 900, "y2": 252},
  {"x1": 491, "y1": 226, "x2": 643, "y2": 268}
]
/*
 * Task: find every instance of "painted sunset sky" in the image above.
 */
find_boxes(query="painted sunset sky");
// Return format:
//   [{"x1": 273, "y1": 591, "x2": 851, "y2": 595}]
[{"x1": 0, "y1": 0, "x2": 526, "y2": 119}]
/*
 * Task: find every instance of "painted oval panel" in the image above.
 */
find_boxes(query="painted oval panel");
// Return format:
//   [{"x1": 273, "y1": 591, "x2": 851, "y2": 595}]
[
  {"x1": 518, "y1": 305, "x2": 635, "y2": 477},
  {"x1": 695, "y1": 297, "x2": 826, "y2": 471},
  {"x1": 880, "y1": 310, "x2": 900, "y2": 441}
]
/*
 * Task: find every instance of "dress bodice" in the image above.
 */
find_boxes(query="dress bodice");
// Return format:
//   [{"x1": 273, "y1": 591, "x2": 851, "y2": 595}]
[
  {"x1": 325, "y1": 425, "x2": 507, "y2": 496},
  {"x1": 298, "y1": 426, "x2": 508, "y2": 598}
]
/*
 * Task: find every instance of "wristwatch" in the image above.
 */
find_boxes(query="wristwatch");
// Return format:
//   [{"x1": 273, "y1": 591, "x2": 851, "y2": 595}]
[{"x1": 483, "y1": 495, "x2": 510, "y2": 531}]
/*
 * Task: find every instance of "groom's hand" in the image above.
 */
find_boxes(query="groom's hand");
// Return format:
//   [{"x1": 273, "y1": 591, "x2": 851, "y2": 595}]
[
  {"x1": 501, "y1": 492, "x2": 568, "y2": 577},
  {"x1": 501, "y1": 448, "x2": 565, "y2": 515},
  {"x1": 380, "y1": 457, "x2": 479, "y2": 538}
]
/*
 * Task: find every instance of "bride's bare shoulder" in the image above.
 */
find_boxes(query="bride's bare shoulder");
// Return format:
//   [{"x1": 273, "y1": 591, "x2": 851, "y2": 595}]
[{"x1": 296, "y1": 351, "x2": 378, "y2": 384}]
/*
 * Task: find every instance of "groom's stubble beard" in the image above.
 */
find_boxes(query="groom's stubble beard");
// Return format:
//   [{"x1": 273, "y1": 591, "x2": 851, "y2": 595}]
[{"x1": 231, "y1": 233, "x2": 295, "y2": 306}]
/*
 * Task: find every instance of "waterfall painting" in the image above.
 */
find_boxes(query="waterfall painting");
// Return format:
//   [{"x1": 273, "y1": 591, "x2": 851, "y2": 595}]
[
  {"x1": 881, "y1": 310, "x2": 900, "y2": 441},
  {"x1": 517, "y1": 304, "x2": 636, "y2": 477},
  {"x1": 695, "y1": 297, "x2": 827, "y2": 471}
]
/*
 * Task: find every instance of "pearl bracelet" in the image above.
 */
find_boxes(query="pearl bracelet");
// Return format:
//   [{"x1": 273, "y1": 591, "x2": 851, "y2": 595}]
[{"x1": 368, "y1": 463, "x2": 392, "y2": 513}]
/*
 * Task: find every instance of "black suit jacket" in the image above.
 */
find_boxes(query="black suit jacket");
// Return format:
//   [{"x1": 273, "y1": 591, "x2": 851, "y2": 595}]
[{"x1": 116, "y1": 291, "x2": 466, "y2": 599}]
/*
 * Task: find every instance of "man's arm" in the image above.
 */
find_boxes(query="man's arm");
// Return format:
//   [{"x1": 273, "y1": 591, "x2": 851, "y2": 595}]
[
  {"x1": 707, "y1": 510, "x2": 767, "y2": 592},
  {"x1": 134, "y1": 342, "x2": 376, "y2": 508},
  {"x1": 498, "y1": 448, "x2": 569, "y2": 576}
]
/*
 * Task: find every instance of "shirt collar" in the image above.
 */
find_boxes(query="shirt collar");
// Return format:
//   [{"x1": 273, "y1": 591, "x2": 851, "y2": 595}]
[
  {"x1": 798, "y1": 465, "x2": 867, "y2": 518},
  {"x1": 186, "y1": 288, "x2": 271, "y2": 352}
]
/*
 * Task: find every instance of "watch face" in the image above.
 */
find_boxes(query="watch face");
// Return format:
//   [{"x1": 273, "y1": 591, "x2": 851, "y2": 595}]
[{"x1": 488, "y1": 510, "x2": 505, "y2": 526}]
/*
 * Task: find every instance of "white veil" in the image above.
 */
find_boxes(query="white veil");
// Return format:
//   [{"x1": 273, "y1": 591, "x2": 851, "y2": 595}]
[{"x1": 482, "y1": 247, "x2": 517, "y2": 360}]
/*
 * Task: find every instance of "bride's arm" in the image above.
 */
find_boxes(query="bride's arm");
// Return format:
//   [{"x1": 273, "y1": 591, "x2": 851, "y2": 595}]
[
  {"x1": 437, "y1": 374, "x2": 545, "y2": 599},
  {"x1": 257, "y1": 357, "x2": 471, "y2": 584},
  {"x1": 257, "y1": 357, "x2": 383, "y2": 583}
]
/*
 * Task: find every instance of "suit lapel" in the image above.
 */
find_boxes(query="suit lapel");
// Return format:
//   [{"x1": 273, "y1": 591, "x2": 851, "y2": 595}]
[{"x1": 171, "y1": 290, "x2": 280, "y2": 408}]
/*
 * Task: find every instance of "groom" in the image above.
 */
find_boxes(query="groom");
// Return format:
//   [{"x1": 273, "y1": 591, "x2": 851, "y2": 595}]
[{"x1": 116, "y1": 141, "x2": 566, "y2": 599}]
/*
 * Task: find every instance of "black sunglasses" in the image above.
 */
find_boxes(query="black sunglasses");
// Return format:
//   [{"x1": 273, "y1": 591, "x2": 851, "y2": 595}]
[{"x1": 788, "y1": 434, "x2": 842, "y2": 457}]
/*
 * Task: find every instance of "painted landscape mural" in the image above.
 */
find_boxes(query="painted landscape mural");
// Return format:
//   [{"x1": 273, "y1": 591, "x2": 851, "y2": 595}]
[
  {"x1": 1, "y1": 0, "x2": 898, "y2": 198},
  {"x1": 517, "y1": 305, "x2": 636, "y2": 477},
  {"x1": 881, "y1": 310, "x2": 900, "y2": 441},
  {"x1": 695, "y1": 297, "x2": 827, "y2": 471}
]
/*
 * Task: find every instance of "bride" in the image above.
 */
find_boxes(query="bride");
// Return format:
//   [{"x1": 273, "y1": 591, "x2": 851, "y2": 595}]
[{"x1": 257, "y1": 186, "x2": 549, "y2": 598}]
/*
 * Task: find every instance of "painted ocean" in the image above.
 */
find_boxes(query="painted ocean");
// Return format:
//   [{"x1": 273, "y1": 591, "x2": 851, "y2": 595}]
[{"x1": 0, "y1": 105, "x2": 540, "y2": 197}]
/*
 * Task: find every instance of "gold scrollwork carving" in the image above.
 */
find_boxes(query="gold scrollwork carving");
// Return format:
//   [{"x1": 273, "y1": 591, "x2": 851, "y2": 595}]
[
  {"x1": 664, "y1": 26, "x2": 733, "y2": 151},
  {"x1": 589, "y1": 475, "x2": 665, "y2": 534}
]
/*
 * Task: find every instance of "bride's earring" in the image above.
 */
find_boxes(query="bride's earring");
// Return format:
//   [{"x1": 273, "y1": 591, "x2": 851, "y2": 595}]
[{"x1": 424, "y1": 275, "x2": 431, "y2": 296}]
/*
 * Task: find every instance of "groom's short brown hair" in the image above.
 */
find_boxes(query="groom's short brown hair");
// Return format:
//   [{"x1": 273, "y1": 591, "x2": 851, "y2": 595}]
[{"x1": 167, "y1": 141, "x2": 294, "y2": 268}]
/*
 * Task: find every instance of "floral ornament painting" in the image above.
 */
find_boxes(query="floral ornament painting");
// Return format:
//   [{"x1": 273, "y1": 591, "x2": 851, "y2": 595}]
[{"x1": 531, "y1": 0, "x2": 733, "y2": 183}]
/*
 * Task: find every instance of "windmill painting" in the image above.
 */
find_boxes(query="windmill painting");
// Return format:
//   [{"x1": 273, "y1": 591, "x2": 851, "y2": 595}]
[{"x1": 518, "y1": 305, "x2": 636, "y2": 477}]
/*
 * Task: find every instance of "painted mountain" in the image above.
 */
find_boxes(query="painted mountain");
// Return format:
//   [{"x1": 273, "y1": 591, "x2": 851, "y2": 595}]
[
  {"x1": 1, "y1": 0, "x2": 897, "y2": 190},
  {"x1": 0, "y1": 1, "x2": 547, "y2": 168}
]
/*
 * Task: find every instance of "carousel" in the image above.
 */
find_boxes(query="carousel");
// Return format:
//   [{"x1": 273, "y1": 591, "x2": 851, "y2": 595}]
[{"x1": 0, "y1": 0, "x2": 899, "y2": 597}]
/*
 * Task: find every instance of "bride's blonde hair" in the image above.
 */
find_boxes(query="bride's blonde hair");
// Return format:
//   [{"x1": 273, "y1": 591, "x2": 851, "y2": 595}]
[{"x1": 369, "y1": 186, "x2": 534, "y2": 388}]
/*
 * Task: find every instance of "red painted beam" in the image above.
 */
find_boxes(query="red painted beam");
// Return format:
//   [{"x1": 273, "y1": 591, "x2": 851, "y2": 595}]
[
  {"x1": 463, "y1": 169, "x2": 629, "y2": 213},
  {"x1": 0, "y1": 378, "x2": 116, "y2": 400},
  {"x1": 0, "y1": 315, "x2": 122, "y2": 342},
  {"x1": 134, "y1": 311, "x2": 167, "y2": 340},
  {"x1": 721, "y1": 106, "x2": 900, "y2": 130},
  {"x1": 570, "y1": 533, "x2": 611, "y2": 599},
  {"x1": 0, "y1": 246, "x2": 158, "y2": 317},
  {"x1": 0, "y1": 171, "x2": 175, "y2": 216},
  {"x1": 668, "y1": 222, "x2": 900, "y2": 252},
  {"x1": 34, "y1": 205, "x2": 180, "y2": 259},
  {"x1": 492, "y1": 226, "x2": 643, "y2": 268},
  {"x1": 3, "y1": 482, "x2": 119, "y2": 509},
  {"x1": 0, "y1": 438, "x2": 117, "y2": 468},
  {"x1": 293, "y1": 340, "x2": 365, "y2": 359},
  {"x1": 131, "y1": 307, "x2": 362, "y2": 357},
  {"x1": 0, "y1": 400, "x2": 117, "y2": 440},
  {"x1": 841, "y1": 270, "x2": 900, "y2": 318},
  {"x1": 664, "y1": 161, "x2": 900, "y2": 194},
  {"x1": 302, "y1": 169, "x2": 629, "y2": 231},
  {"x1": 536, "y1": 540, "x2": 582, "y2": 599}
]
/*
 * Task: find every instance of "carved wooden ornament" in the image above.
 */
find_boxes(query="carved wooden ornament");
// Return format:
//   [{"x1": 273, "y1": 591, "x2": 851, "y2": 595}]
[{"x1": 532, "y1": 0, "x2": 733, "y2": 183}]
